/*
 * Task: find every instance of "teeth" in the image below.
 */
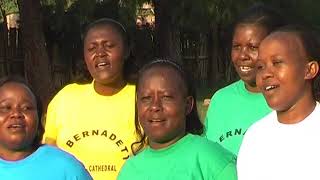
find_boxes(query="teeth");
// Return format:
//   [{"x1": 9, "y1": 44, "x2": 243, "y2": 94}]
[
  {"x1": 151, "y1": 119, "x2": 162, "y2": 122},
  {"x1": 240, "y1": 66, "x2": 251, "y2": 72},
  {"x1": 11, "y1": 124, "x2": 23, "y2": 128},
  {"x1": 97, "y1": 62, "x2": 108, "y2": 67},
  {"x1": 265, "y1": 85, "x2": 277, "y2": 91}
]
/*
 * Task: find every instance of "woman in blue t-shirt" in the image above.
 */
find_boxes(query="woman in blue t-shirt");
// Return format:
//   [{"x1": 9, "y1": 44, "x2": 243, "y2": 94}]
[{"x1": 0, "y1": 76, "x2": 92, "y2": 180}]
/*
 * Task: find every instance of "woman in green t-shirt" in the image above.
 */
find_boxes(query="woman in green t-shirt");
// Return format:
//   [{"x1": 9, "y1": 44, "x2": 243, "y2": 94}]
[{"x1": 118, "y1": 59, "x2": 237, "y2": 180}]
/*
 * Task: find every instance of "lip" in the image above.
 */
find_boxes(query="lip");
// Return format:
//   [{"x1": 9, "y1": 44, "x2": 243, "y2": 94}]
[
  {"x1": 95, "y1": 60, "x2": 111, "y2": 70},
  {"x1": 262, "y1": 83, "x2": 280, "y2": 96},
  {"x1": 7, "y1": 122, "x2": 26, "y2": 132},
  {"x1": 147, "y1": 119, "x2": 166, "y2": 126},
  {"x1": 236, "y1": 64, "x2": 254, "y2": 73}
]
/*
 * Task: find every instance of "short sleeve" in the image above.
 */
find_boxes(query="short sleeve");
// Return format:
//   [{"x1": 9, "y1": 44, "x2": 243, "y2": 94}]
[
  {"x1": 215, "y1": 162, "x2": 238, "y2": 180},
  {"x1": 66, "y1": 159, "x2": 93, "y2": 180},
  {"x1": 117, "y1": 159, "x2": 136, "y2": 180},
  {"x1": 43, "y1": 93, "x2": 60, "y2": 142}
]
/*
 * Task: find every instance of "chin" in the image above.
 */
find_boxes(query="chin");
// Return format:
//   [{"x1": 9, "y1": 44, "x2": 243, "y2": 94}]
[{"x1": 267, "y1": 100, "x2": 286, "y2": 112}]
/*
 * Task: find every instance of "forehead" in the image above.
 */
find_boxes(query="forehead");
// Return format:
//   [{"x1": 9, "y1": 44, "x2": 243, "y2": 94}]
[
  {"x1": 0, "y1": 82, "x2": 36, "y2": 101},
  {"x1": 260, "y1": 32, "x2": 305, "y2": 55},
  {"x1": 139, "y1": 66, "x2": 186, "y2": 89},
  {"x1": 85, "y1": 24, "x2": 122, "y2": 40},
  {"x1": 234, "y1": 24, "x2": 268, "y2": 38}
]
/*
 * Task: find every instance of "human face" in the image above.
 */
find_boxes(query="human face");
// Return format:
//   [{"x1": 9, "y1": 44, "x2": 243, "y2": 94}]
[
  {"x1": 137, "y1": 66, "x2": 193, "y2": 149},
  {"x1": 0, "y1": 82, "x2": 38, "y2": 152},
  {"x1": 256, "y1": 33, "x2": 310, "y2": 112},
  {"x1": 231, "y1": 24, "x2": 269, "y2": 90},
  {"x1": 84, "y1": 24, "x2": 126, "y2": 86}
]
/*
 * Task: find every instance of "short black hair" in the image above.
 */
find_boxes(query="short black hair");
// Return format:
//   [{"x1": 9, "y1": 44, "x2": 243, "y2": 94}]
[
  {"x1": 131, "y1": 58, "x2": 204, "y2": 155},
  {"x1": 0, "y1": 76, "x2": 44, "y2": 148},
  {"x1": 234, "y1": 3, "x2": 286, "y2": 35},
  {"x1": 82, "y1": 18, "x2": 128, "y2": 47}
]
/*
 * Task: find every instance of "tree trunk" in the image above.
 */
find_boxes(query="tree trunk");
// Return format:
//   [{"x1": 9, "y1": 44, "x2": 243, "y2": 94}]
[
  {"x1": 17, "y1": 0, "x2": 53, "y2": 107},
  {"x1": 153, "y1": 0, "x2": 181, "y2": 63},
  {"x1": 208, "y1": 23, "x2": 221, "y2": 89}
]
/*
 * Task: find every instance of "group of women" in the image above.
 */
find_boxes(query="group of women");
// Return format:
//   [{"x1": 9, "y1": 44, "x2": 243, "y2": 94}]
[{"x1": 1, "y1": 3, "x2": 320, "y2": 180}]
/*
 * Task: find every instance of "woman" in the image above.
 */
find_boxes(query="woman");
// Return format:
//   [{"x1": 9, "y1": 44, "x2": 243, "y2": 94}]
[{"x1": 0, "y1": 76, "x2": 92, "y2": 180}]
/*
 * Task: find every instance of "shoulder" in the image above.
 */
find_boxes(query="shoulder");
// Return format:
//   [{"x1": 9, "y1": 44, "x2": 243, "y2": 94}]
[
  {"x1": 38, "y1": 145, "x2": 82, "y2": 164},
  {"x1": 192, "y1": 135, "x2": 235, "y2": 159},
  {"x1": 37, "y1": 145, "x2": 87, "y2": 169},
  {"x1": 52, "y1": 83, "x2": 90, "y2": 98},
  {"x1": 37, "y1": 145, "x2": 92, "y2": 179},
  {"x1": 118, "y1": 151, "x2": 144, "y2": 179},
  {"x1": 211, "y1": 80, "x2": 242, "y2": 100},
  {"x1": 239, "y1": 111, "x2": 275, "y2": 152},
  {"x1": 121, "y1": 83, "x2": 136, "y2": 94},
  {"x1": 57, "y1": 83, "x2": 91, "y2": 96},
  {"x1": 49, "y1": 83, "x2": 91, "y2": 105},
  {"x1": 244, "y1": 111, "x2": 275, "y2": 136},
  {"x1": 190, "y1": 135, "x2": 237, "y2": 178}
]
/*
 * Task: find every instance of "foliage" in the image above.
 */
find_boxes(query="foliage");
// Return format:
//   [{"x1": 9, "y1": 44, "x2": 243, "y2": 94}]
[{"x1": 0, "y1": 0, "x2": 18, "y2": 14}]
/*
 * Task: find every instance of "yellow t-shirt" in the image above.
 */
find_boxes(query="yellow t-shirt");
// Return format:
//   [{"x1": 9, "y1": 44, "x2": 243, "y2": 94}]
[{"x1": 43, "y1": 82, "x2": 137, "y2": 180}]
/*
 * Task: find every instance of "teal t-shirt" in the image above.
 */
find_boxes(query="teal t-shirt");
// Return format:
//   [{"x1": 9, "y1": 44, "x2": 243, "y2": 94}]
[
  {"x1": 0, "y1": 145, "x2": 92, "y2": 180},
  {"x1": 205, "y1": 80, "x2": 271, "y2": 155},
  {"x1": 117, "y1": 134, "x2": 237, "y2": 180}
]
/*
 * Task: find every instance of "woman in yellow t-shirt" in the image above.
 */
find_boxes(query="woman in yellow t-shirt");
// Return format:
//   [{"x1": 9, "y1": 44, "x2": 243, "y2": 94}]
[{"x1": 43, "y1": 18, "x2": 137, "y2": 180}]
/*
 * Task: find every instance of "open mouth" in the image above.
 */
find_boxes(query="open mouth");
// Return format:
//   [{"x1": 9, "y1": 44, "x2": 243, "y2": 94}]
[
  {"x1": 239, "y1": 66, "x2": 252, "y2": 72},
  {"x1": 265, "y1": 85, "x2": 279, "y2": 91},
  {"x1": 149, "y1": 119, "x2": 165, "y2": 123},
  {"x1": 96, "y1": 61, "x2": 111, "y2": 69},
  {"x1": 8, "y1": 124, "x2": 25, "y2": 131}
]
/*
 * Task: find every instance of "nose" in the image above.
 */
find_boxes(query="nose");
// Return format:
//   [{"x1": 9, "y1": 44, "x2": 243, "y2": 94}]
[
  {"x1": 150, "y1": 97, "x2": 162, "y2": 112},
  {"x1": 259, "y1": 66, "x2": 274, "y2": 80},
  {"x1": 239, "y1": 47, "x2": 249, "y2": 60},
  {"x1": 10, "y1": 108, "x2": 24, "y2": 119},
  {"x1": 96, "y1": 45, "x2": 107, "y2": 57}
]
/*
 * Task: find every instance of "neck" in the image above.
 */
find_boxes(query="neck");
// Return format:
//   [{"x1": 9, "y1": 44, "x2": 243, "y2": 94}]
[
  {"x1": 94, "y1": 80, "x2": 126, "y2": 96},
  {"x1": 277, "y1": 93, "x2": 316, "y2": 124},
  {"x1": 0, "y1": 147, "x2": 35, "y2": 161},
  {"x1": 149, "y1": 132, "x2": 186, "y2": 150},
  {"x1": 244, "y1": 82, "x2": 260, "y2": 93}
]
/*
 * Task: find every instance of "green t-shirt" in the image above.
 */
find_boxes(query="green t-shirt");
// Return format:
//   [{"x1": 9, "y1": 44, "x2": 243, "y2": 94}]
[
  {"x1": 117, "y1": 134, "x2": 237, "y2": 180},
  {"x1": 205, "y1": 80, "x2": 271, "y2": 155}
]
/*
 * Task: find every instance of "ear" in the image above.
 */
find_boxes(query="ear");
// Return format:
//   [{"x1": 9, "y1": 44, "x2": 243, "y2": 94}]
[
  {"x1": 185, "y1": 96, "x2": 194, "y2": 116},
  {"x1": 305, "y1": 60, "x2": 319, "y2": 80}
]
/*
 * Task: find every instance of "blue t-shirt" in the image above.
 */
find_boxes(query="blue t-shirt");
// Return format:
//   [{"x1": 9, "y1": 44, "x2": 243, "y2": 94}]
[{"x1": 0, "y1": 145, "x2": 92, "y2": 180}]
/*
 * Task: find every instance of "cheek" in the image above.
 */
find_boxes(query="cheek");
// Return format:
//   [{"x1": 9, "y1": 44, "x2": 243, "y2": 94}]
[
  {"x1": 249, "y1": 51, "x2": 259, "y2": 62},
  {"x1": 231, "y1": 51, "x2": 238, "y2": 63},
  {"x1": 26, "y1": 114, "x2": 39, "y2": 132},
  {"x1": 137, "y1": 104, "x2": 148, "y2": 123},
  {"x1": 256, "y1": 73, "x2": 264, "y2": 90}
]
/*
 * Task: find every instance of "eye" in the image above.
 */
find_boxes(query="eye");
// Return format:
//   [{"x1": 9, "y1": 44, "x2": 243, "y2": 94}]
[
  {"x1": 256, "y1": 62, "x2": 265, "y2": 71},
  {"x1": 232, "y1": 44, "x2": 240, "y2": 50},
  {"x1": 273, "y1": 59, "x2": 282, "y2": 66},
  {"x1": 0, "y1": 105, "x2": 11, "y2": 112},
  {"x1": 104, "y1": 42, "x2": 115, "y2": 49},
  {"x1": 87, "y1": 46, "x2": 96, "y2": 52},
  {"x1": 20, "y1": 105, "x2": 35, "y2": 112},
  {"x1": 249, "y1": 45, "x2": 258, "y2": 51},
  {"x1": 140, "y1": 96, "x2": 152, "y2": 103},
  {"x1": 162, "y1": 95, "x2": 173, "y2": 101}
]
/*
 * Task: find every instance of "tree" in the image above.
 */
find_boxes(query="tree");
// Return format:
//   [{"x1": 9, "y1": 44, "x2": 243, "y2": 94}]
[{"x1": 17, "y1": 0, "x2": 54, "y2": 107}]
